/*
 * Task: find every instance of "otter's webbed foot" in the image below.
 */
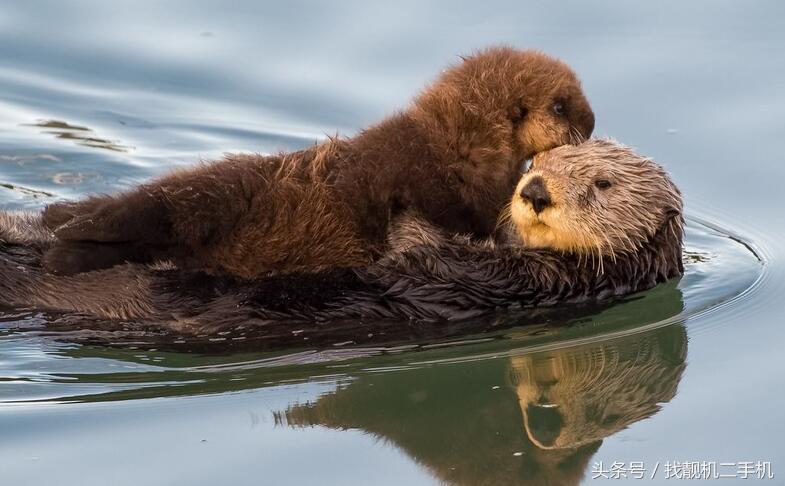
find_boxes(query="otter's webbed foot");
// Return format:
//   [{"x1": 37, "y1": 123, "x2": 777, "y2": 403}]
[
  {"x1": 41, "y1": 200, "x2": 84, "y2": 230},
  {"x1": 42, "y1": 241, "x2": 154, "y2": 275},
  {"x1": 43, "y1": 194, "x2": 168, "y2": 244},
  {"x1": 40, "y1": 193, "x2": 174, "y2": 274}
]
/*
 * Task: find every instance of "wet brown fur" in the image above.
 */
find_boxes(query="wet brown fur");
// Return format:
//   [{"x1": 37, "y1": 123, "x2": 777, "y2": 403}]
[
  {"x1": 40, "y1": 47, "x2": 594, "y2": 277},
  {"x1": 0, "y1": 140, "x2": 682, "y2": 339}
]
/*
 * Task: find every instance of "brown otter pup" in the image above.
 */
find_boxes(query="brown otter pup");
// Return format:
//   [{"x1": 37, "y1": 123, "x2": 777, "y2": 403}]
[
  {"x1": 0, "y1": 140, "x2": 682, "y2": 339},
  {"x1": 40, "y1": 46, "x2": 594, "y2": 277}
]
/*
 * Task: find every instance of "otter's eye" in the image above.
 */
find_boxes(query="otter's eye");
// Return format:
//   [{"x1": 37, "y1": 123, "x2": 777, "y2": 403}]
[
  {"x1": 595, "y1": 179, "x2": 612, "y2": 190},
  {"x1": 552, "y1": 101, "x2": 565, "y2": 116}
]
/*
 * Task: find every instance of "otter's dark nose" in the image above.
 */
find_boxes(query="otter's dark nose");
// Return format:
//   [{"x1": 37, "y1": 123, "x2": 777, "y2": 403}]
[
  {"x1": 525, "y1": 403, "x2": 564, "y2": 448},
  {"x1": 572, "y1": 96, "x2": 595, "y2": 140},
  {"x1": 520, "y1": 176, "x2": 552, "y2": 214},
  {"x1": 581, "y1": 110, "x2": 596, "y2": 140}
]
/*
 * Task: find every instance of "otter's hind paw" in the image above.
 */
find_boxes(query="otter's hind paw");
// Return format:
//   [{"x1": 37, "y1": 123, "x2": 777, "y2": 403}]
[
  {"x1": 42, "y1": 198, "x2": 123, "y2": 242},
  {"x1": 42, "y1": 201, "x2": 83, "y2": 230},
  {"x1": 42, "y1": 241, "x2": 150, "y2": 275}
]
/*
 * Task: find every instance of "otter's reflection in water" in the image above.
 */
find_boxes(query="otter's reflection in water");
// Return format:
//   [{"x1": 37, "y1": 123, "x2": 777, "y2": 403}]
[
  {"x1": 514, "y1": 327, "x2": 685, "y2": 453},
  {"x1": 279, "y1": 323, "x2": 687, "y2": 485}
]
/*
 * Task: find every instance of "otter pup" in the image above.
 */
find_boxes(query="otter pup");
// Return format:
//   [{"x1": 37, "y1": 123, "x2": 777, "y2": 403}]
[
  {"x1": 0, "y1": 140, "x2": 682, "y2": 337},
  {"x1": 40, "y1": 46, "x2": 594, "y2": 277}
]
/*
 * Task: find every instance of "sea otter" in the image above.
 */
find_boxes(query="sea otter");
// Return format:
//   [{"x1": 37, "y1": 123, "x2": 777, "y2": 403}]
[
  {"x1": 39, "y1": 46, "x2": 594, "y2": 277},
  {"x1": 0, "y1": 140, "x2": 682, "y2": 341}
]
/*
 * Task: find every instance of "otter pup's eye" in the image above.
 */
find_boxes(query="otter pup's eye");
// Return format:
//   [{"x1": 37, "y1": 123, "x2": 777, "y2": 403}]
[
  {"x1": 552, "y1": 101, "x2": 565, "y2": 116},
  {"x1": 595, "y1": 179, "x2": 612, "y2": 190}
]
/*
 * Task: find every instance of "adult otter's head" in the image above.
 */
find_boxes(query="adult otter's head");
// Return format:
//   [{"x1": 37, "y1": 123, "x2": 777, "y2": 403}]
[
  {"x1": 411, "y1": 46, "x2": 594, "y2": 203},
  {"x1": 509, "y1": 139, "x2": 683, "y2": 262}
]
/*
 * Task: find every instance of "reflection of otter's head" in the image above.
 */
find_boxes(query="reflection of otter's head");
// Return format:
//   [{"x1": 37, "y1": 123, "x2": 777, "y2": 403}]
[
  {"x1": 512, "y1": 325, "x2": 687, "y2": 450},
  {"x1": 412, "y1": 47, "x2": 594, "y2": 201},
  {"x1": 509, "y1": 139, "x2": 683, "y2": 261},
  {"x1": 277, "y1": 324, "x2": 686, "y2": 486}
]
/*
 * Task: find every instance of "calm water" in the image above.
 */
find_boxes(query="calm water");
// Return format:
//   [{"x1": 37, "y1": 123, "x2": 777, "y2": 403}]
[{"x1": 1, "y1": 1, "x2": 783, "y2": 485}]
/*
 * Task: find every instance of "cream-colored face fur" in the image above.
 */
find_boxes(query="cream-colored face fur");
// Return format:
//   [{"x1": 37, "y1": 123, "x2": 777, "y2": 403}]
[{"x1": 507, "y1": 139, "x2": 682, "y2": 260}]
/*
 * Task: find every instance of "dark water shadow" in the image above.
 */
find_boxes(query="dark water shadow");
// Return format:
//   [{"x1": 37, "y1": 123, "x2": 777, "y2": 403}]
[{"x1": 22, "y1": 119, "x2": 132, "y2": 152}]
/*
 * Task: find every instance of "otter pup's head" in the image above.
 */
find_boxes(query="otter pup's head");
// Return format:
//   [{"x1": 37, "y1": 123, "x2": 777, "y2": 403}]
[
  {"x1": 508, "y1": 139, "x2": 683, "y2": 260},
  {"x1": 412, "y1": 47, "x2": 594, "y2": 188}
]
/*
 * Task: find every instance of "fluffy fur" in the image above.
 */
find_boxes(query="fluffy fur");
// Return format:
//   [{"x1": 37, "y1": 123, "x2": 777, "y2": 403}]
[
  {"x1": 40, "y1": 47, "x2": 594, "y2": 277},
  {"x1": 0, "y1": 140, "x2": 682, "y2": 341}
]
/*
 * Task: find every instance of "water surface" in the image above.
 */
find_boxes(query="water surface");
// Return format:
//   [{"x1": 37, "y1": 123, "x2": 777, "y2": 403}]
[{"x1": 1, "y1": 1, "x2": 783, "y2": 485}]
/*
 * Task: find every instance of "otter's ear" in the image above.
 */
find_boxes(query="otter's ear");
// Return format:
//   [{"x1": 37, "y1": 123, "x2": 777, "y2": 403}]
[
  {"x1": 665, "y1": 208, "x2": 681, "y2": 219},
  {"x1": 508, "y1": 103, "x2": 528, "y2": 124}
]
